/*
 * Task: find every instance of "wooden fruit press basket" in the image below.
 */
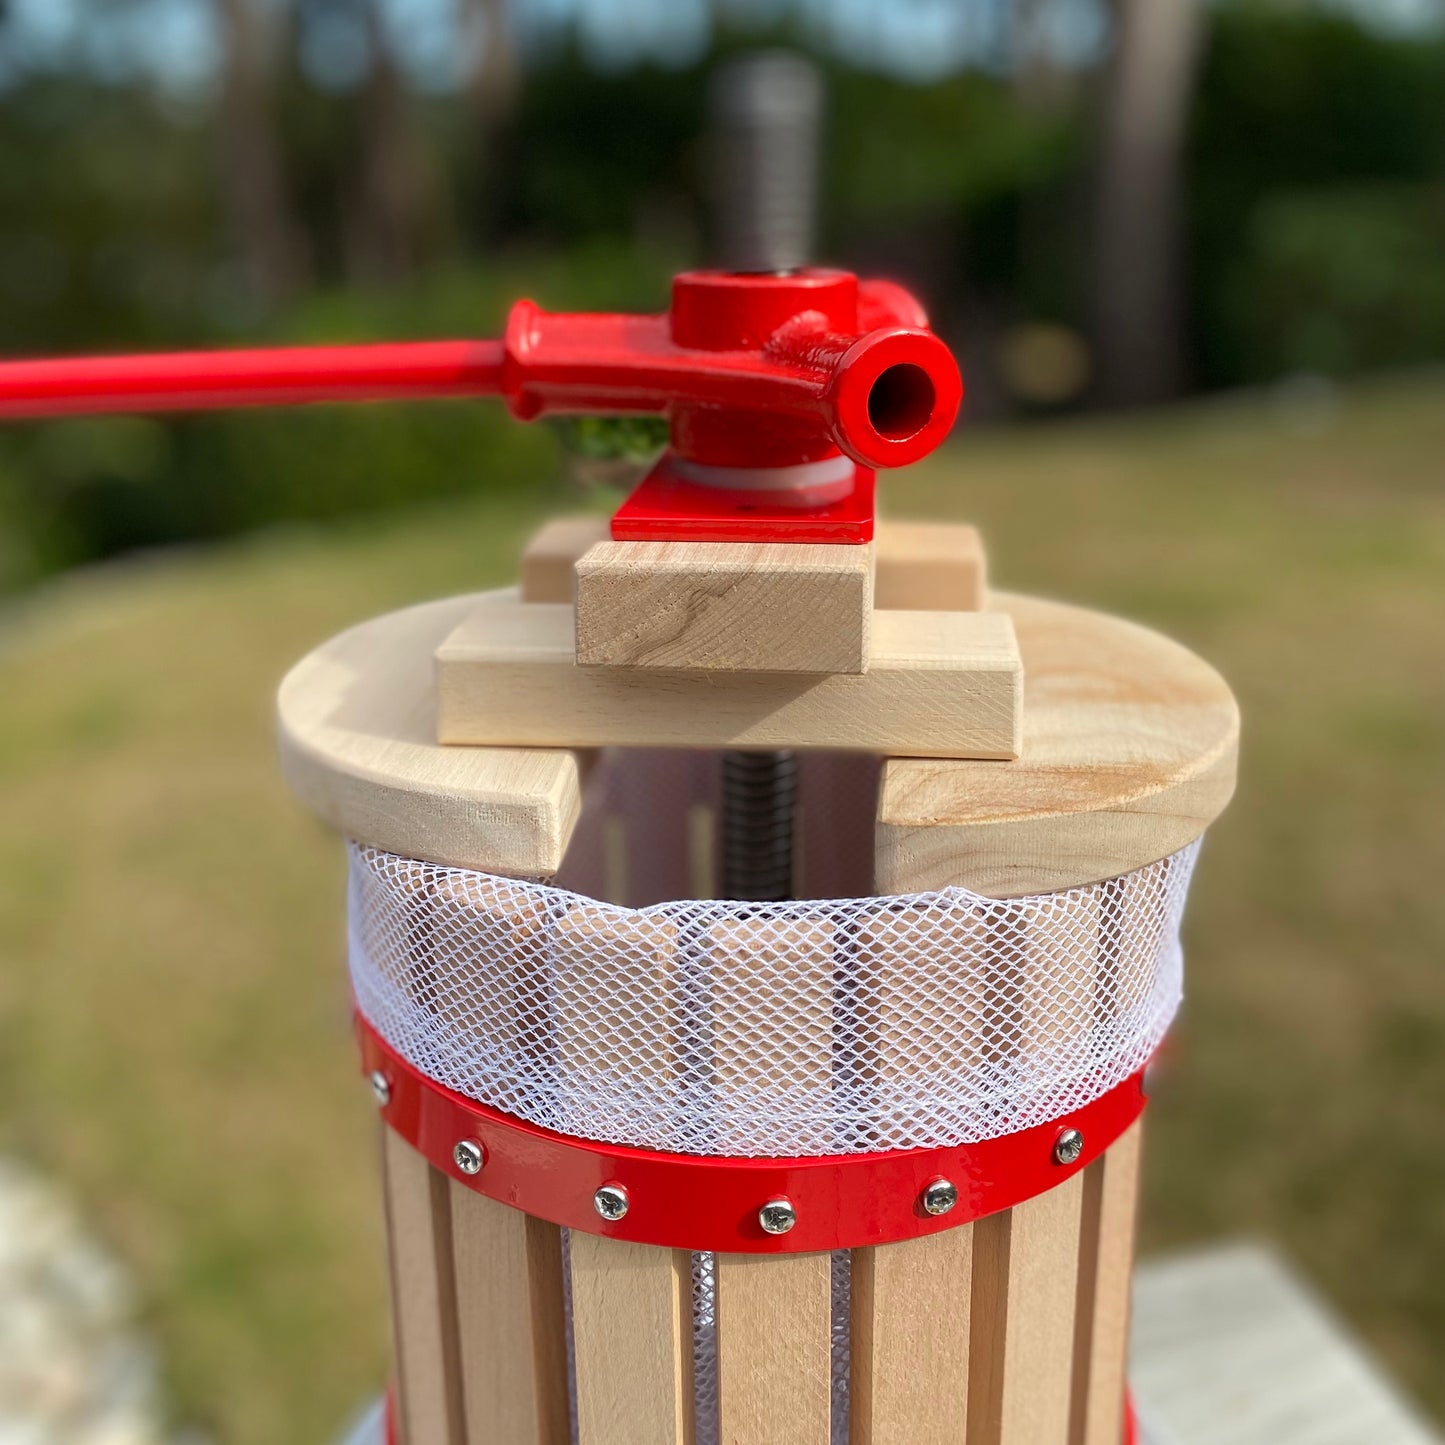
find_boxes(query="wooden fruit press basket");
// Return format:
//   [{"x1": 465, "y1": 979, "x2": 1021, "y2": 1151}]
[{"x1": 0, "y1": 262, "x2": 1238, "y2": 1445}]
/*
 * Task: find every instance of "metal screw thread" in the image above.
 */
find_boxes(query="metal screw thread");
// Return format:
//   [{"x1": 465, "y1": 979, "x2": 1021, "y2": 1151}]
[
  {"x1": 721, "y1": 750, "x2": 798, "y2": 902},
  {"x1": 708, "y1": 50, "x2": 823, "y2": 274}
]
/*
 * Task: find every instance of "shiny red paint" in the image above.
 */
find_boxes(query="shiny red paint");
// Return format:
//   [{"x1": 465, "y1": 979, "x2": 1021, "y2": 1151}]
[
  {"x1": 611, "y1": 460, "x2": 877, "y2": 543},
  {"x1": 358, "y1": 1011, "x2": 1147, "y2": 1256},
  {"x1": 0, "y1": 270, "x2": 960, "y2": 475}
]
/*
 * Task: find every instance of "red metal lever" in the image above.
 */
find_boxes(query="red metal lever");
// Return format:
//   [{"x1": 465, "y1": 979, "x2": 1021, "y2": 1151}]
[{"x1": 0, "y1": 269, "x2": 961, "y2": 473}]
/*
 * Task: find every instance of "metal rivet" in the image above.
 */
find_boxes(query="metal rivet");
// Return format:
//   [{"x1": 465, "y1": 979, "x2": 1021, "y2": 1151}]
[
  {"x1": 453, "y1": 1140, "x2": 485, "y2": 1175},
  {"x1": 593, "y1": 1184, "x2": 630, "y2": 1221},
  {"x1": 1053, "y1": 1128, "x2": 1085, "y2": 1166},
  {"x1": 758, "y1": 1198, "x2": 797, "y2": 1236},
  {"x1": 922, "y1": 1178, "x2": 958, "y2": 1216},
  {"x1": 369, "y1": 1071, "x2": 392, "y2": 1108}
]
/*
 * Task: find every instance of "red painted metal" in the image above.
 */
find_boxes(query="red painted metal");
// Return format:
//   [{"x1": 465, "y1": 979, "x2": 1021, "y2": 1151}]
[
  {"x1": 0, "y1": 341, "x2": 506, "y2": 419},
  {"x1": 0, "y1": 269, "x2": 961, "y2": 478},
  {"x1": 358, "y1": 1011, "x2": 1147, "y2": 1256},
  {"x1": 612, "y1": 459, "x2": 877, "y2": 543}
]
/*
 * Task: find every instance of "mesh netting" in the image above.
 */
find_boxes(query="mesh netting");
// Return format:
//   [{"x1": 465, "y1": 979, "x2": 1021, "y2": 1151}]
[{"x1": 347, "y1": 837, "x2": 1195, "y2": 1158}]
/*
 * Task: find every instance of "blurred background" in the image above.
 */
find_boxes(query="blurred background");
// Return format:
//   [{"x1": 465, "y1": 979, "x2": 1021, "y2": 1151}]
[{"x1": 0, "y1": 1, "x2": 1441, "y2": 1442}]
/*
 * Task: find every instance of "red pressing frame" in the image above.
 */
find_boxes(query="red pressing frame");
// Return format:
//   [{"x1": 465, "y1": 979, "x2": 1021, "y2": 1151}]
[
  {"x1": 0, "y1": 269, "x2": 961, "y2": 545},
  {"x1": 358, "y1": 1012, "x2": 1148, "y2": 1256}
]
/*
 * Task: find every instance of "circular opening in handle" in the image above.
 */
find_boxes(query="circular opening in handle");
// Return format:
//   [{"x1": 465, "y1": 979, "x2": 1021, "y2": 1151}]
[{"x1": 867, "y1": 363, "x2": 936, "y2": 442}]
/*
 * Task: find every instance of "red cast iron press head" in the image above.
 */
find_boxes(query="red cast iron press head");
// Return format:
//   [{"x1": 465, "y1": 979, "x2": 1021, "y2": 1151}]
[{"x1": 0, "y1": 267, "x2": 962, "y2": 544}]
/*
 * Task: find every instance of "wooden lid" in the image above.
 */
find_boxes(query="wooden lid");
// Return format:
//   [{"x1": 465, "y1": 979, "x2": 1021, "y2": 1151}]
[
  {"x1": 877, "y1": 591, "x2": 1239, "y2": 897},
  {"x1": 279, "y1": 588, "x2": 1236, "y2": 891},
  {"x1": 277, "y1": 592, "x2": 583, "y2": 879}
]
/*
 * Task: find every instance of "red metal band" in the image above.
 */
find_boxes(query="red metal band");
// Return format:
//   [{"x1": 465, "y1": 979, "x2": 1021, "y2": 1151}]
[{"x1": 359, "y1": 1012, "x2": 1147, "y2": 1255}]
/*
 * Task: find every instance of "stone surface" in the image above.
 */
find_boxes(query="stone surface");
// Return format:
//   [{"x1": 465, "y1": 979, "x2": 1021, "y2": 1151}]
[{"x1": 0, "y1": 1160, "x2": 182, "y2": 1445}]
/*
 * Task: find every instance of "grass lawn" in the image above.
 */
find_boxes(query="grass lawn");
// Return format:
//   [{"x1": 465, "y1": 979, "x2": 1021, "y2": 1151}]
[{"x1": 1, "y1": 371, "x2": 1442, "y2": 1442}]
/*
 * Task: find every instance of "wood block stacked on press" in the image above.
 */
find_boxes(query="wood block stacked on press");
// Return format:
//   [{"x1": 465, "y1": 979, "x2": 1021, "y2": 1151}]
[
  {"x1": 435, "y1": 591, "x2": 1022, "y2": 759},
  {"x1": 575, "y1": 539, "x2": 874, "y2": 674}
]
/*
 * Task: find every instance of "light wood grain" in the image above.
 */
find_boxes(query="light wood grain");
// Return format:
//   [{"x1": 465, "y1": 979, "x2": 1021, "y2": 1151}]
[
  {"x1": 569, "y1": 1234, "x2": 694, "y2": 1445},
  {"x1": 874, "y1": 519, "x2": 987, "y2": 611},
  {"x1": 381, "y1": 1129, "x2": 465, "y2": 1445},
  {"x1": 877, "y1": 589, "x2": 1238, "y2": 896},
  {"x1": 450, "y1": 1185, "x2": 570, "y2": 1445},
  {"x1": 855, "y1": 899, "x2": 995, "y2": 1141},
  {"x1": 522, "y1": 515, "x2": 611, "y2": 603},
  {"x1": 852, "y1": 1228, "x2": 974, "y2": 1444},
  {"x1": 716, "y1": 1252, "x2": 833, "y2": 1445},
  {"x1": 708, "y1": 915, "x2": 836, "y2": 1154},
  {"x1": 967, "y1": 1176, "x2": 1086, "y2": 1445},
  {"x1": 554, "y1": 903, "x2": 682, "y2": 1147},
  {"x1": 437, "y1": 593, "x2": 1022, "y2": 759},
  {"x1": 1070, "y1": 1122, "x2": 1143, "y2": 1445},
  {"x1": 574, "y1": 538, "x2": 873, "y2": 673},
  {"x1": 277, "y1": 592, "x2": 582, "y2": 876}
]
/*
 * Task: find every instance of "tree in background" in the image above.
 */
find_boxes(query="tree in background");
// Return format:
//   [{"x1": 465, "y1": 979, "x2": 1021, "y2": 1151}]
[
  {"x1": 1088, "y1": 0, "x2": 1206, "y2": 404},
  {"x1": 216, "y1": 0, "x2": 310, "y2": 304}
]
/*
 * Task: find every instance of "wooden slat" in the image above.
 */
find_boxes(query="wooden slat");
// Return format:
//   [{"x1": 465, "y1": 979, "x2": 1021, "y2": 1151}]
[
  {"x1": 521, "y1": 515, "x2": 611, "y2": 603},
  {"x1": 852, "y1": 1227, "x2": 974, "y2": 1444},
  {"x1": 575, "y1": 538, "x2": 873, "y2": 673},
  {"x1": 794, "y1": 752, "x2": 881, "y2": 900},
  {"x1": 967, "y1": 1176, "x2": 1086, "y2": 1445},
  {"x1": 436, "y1": 594, "x2": 1022, "y2": 760},
  {"x1": 554, "y1": 902, "x2": 683, "y2": 1148},
  {"x1": 855, "y1": 898, "x2": 996, "y2": 1143},
  {"x1": 1070, "y1": 1122, "x2": 1144, "y2": 1445},
  {"x1": 450, "y1": 1185, "x2": 570, "y2": 1445},
  {"x1": 716, "y1": 1252, "x2": 833, "y2": 1445},
  {"x1": 873, "y1": 519, "x2": 987, "y2": 612},
  {"x1": 569, "y1": 1233, "x2": 694, "y2": 1445},
  {"x1": 381, "y1": 1129, "x2": 465, "y2": 1445},
  {"x1": 709, "y1": 915, "x2": 836, "y2": 1154}
]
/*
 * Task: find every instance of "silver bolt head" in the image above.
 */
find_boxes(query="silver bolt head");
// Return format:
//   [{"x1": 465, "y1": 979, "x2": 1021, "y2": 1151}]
[
  {"x1": 453, "y1": 1139, "x2": 485, "y2": 1175},
  {"x1": 758, "y1": 1198, "x2": 797, "y2": 1236},
  {"x1": 1053, "y1": 1128, "x2": 1085, "y2": 1166},
  {"x1": 593, "y1": 1184, "x2": 630, "y2": 1222},
  {"x1": 922, "y1": 1178, "x2": 959, "y2": 1216},
  {"x1": 369, "y1": 1071, "x2": 392, "y2": 1108}
]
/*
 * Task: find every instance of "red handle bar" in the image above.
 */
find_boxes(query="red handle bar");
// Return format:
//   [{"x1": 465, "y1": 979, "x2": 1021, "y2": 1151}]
[{"x1": 0, "y1": 270, "x2": 962, "y2": 472}]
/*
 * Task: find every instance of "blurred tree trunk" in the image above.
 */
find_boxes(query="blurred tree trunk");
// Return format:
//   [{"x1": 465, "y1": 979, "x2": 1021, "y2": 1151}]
[
  {"x1": 469, "y1": 0, "x2": 521, "y2": 128},
  {"x1": 1089, "y1": 0, "x2": 1206, "y2": 405},
  {"x1": 459, "y1": 0, "x2": 521, "y2": 243},
  {"x1": 215, "y1": 0, "x2": 308, "y2": 306},
  {"x1": 346, "y1": 0, "x2": 437, "y2": 284}
]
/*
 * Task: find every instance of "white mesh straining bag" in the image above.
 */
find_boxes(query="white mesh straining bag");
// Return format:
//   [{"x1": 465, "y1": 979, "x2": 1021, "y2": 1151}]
[{"x1": 347, "y1": 840, "x2": 1195, "y2": 1159}]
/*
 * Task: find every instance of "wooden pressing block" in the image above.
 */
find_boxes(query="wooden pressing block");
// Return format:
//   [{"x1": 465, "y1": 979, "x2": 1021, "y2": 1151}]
[
  {"x1": 435, "y1": 589, "x2": 1022, "y2": 759},
  {"x1": 521, "y1": 514, "x2": 611, "y2": 603},
  {"x1": 874, "y1": 518, "x2": 988, "y2": 611},
  {"x1": 876, "y1": 590, "x2": 1240, "y2": 897},
  {"x1": 574, "y1": 538, "x2": 874, "y2": 674}
]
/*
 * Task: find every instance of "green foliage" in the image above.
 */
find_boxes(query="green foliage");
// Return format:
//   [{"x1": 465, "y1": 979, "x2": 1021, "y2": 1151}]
[
  {"x1": 826, "y1": 71, "x2": 1075, "y2": 226},
  {"x1": 1190, "y1": 5, "x2": 1445, "y2": 386},
  {"x1": 1217, "y1": 183, "x2": 1445, "y2": 381},
  {"x1": 0, "y1": 242, "x2": 680, "y2": 592}
]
